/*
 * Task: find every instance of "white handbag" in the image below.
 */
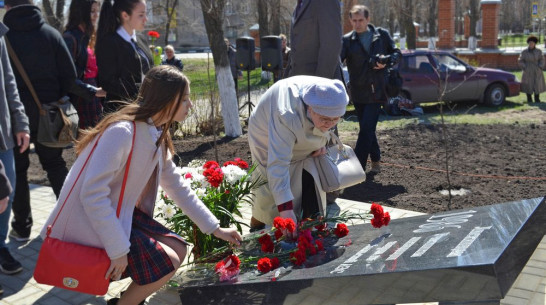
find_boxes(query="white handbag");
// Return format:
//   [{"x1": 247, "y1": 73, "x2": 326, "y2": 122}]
[{"x1": 314, "y1": 132, "x2": 366, "y2": 192}]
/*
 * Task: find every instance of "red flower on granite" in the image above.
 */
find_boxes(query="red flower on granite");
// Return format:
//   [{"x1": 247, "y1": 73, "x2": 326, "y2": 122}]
[
  {"x1": 371, "y1": 217, "x2": 384, "y2": 228},
  {"x1": 258, "y1": 234, "x2": 275, "y2": 253},
  {"x1": 270, "y1": 257, "x2": 280, "y2": 270},
  {"x1": 257, "y1": 257, "x2": 273, "y2": 273},
  {"x1": 315, "y1": 239, "x2": 324, "y2": 251},
  {"x1": 334, "y1": 223, "x2": 349, "y2": 238},
  {"x1": 215, "y1": 254, "x2": 240, "y2": 282},
  {"x1": 290, "y1": 249, "x2": 306, "y2": 266},
  {"x1": 203, "y1": 167, "x2": 223, "y2": 188},
  {"x1": 370, "y1": 203, "x2": 384, "y2": 217},
  {"x1": 184, "y1": 172, "x2": 192, "y2": 179},
  {"x1": 383, "y1": 212, "x2": 391, "y2": 226}
]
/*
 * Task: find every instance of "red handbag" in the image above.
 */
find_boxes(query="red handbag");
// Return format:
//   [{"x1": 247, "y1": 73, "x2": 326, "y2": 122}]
[{"x1": 33, "y1": 122, "x2": 136, "y2": 295}]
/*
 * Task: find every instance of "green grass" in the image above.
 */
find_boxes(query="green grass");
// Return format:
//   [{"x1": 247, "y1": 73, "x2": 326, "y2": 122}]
[
  {"x1": 183, "y1": 58, "x2": 273, "y2": 98},
  {"x1": 339, "y1": 70, "x2": 545, "y2": 132}
]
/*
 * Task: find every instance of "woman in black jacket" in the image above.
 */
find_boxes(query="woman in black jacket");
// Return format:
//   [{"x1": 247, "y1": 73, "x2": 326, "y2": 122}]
[
  {"x1": 95, "y1": 0, "x2": 153, "y2": 113},
  {"x1": 64, "y1": 0, "x2": 106, "y2": 128}
]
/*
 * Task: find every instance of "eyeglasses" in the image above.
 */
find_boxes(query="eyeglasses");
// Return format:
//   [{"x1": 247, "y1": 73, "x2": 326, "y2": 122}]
[{"x1": 310, "y1": 108, "x2": 341, "y2": 125}]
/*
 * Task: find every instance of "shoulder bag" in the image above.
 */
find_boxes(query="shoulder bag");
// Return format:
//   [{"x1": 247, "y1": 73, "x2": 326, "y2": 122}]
[
  {"x1": 33, "y1": 121, "x2": 136, "y2": 295},
  {"x1": 314, "y1": 132, "x2": 366, "y2": 192},
  {"x1": 6, "y1": 38, "x2": 79, "y2": 148}
]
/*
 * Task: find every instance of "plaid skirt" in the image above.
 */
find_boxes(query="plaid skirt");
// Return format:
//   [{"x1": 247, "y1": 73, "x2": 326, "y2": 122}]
[{"x1": 121, "y1": 208, "x2": 188, "y2": 285}]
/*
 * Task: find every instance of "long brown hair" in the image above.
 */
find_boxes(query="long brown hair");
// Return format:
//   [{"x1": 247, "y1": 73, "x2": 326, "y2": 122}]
[{"x1": 76, "y1": 65, "x2": 190, "y2": 157}]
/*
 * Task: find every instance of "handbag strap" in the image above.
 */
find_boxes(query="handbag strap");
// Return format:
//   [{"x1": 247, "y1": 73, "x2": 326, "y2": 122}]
[
  {"x1": 5, "y1": 38, "x2": 44, "y2": 115},
  {"x1": 46, "y1": 121, "x2": 137, "y2": 237}
]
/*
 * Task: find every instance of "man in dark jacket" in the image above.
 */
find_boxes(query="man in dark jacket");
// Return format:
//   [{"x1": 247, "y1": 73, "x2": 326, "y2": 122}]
[
  {"x1": 4, "y1": 0, "x2": 96, "y2": 241},
  {"x1": 340, "y1": 4, "x2": 401, "y2": 173}
]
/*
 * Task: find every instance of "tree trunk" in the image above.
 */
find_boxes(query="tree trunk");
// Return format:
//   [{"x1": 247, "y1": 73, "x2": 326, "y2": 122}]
[
  {"x1": 402, "y1": 0, "x2": 416, "y2": 49},
  {"x1": 42, "y1": 0, "x2": 62, "y2": 31},
  {"x1": 427, "y1": 0, "x2": 437, "y2": 37},
  {"x1": 165, "y1": 0, "x2": 179, "y2": 45},
  {"x1": 258, "y1": 0, "x2": 270, "y2": 38},
  {"x1": 270, "y1": 0, "x2": 281, "y2": 35},
  {"x1": 200, "y1": 0, "x2": 242, "y2": 137},
  {"x1": 468, "y1": 0, "x2": 479, "y2": 37}
]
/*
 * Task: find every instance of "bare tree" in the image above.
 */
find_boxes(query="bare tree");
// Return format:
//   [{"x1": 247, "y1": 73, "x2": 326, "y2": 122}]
[
  {"x1": 42, "y1": 0, "x2": 65, "y2": 31},
  {"x1": 163, "y1": 0, "x2": 179, "y2": 45},
  {"x1": 468, "y1": 0, "x2": 479, "y2": 37},
  {"x1": 400, "y1": 0, "x2": 416, "y2": 49},
  {"x1": 257, "y1": 0, "x2": 281, "y2": 37},
  {"x1": 427, "y1": 0, "x2": 438, "y2": 37},
  {"x1": 200, "y1": 0, "x2": 242, "y2": 137}
]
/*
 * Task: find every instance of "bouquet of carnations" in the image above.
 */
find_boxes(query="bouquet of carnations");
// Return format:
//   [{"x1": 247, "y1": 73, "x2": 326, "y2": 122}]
[
  {"x1": 190, "y1": 203, "x2": 391, "y2": 282},
  {"x1": 155, "y1": 158, "x2": 265, "y2": 259}
]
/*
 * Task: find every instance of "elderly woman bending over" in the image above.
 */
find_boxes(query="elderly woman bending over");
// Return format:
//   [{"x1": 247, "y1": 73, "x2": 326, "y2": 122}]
[{"x1": 248, "y1": 76, "x2": 349, "y2": 238}]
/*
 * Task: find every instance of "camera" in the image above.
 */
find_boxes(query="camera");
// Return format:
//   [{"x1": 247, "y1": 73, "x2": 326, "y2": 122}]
[{"x1": 370, "y1": 54, "x2": 391, "y2": 67}]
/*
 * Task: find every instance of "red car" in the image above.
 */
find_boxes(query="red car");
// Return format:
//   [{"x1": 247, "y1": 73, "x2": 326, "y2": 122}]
[{"x1": 397, "y1": 50, "x2": 520, "y2": 106}]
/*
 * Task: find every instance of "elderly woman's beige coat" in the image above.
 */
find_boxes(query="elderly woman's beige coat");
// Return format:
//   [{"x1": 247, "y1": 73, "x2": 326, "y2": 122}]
[
  {"x1": 248, "y1": 76, "x2": 332, "y2": 224},
  {"x1": 518, "y1": 47, "x2": 546, "y2": 94}
]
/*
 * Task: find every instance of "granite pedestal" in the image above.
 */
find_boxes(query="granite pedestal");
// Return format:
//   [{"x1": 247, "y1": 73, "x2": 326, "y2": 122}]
[{"x1": 178, "y1": 197, "x2": 546, "y2": 305}]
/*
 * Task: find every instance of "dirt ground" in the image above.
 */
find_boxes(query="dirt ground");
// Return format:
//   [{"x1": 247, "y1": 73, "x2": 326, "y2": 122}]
[{"x1": 28, "y1": 114, "x2": 546, "y2": 214}]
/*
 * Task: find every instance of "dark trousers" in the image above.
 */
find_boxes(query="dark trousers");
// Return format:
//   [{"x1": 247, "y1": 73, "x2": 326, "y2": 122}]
[
  {"x1": 12, "y1": 141, "x2": 68, "y2": 236},
  {"x1": 354, "y1": 103, "x2": 381, "y2": 169},
  {"x1": 301, "y1": 169, "x2": 319, "y2": 219}
]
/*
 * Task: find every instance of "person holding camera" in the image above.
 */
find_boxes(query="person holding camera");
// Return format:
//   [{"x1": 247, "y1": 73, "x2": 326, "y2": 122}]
[{"x1": 340, "y1": 5, "x2": 401, "y2": 173}]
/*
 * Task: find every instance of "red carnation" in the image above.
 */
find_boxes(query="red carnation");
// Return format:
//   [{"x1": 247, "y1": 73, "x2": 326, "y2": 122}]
[
  {"x1": 315, "y1": 222, "x2": 327, "y2": 232},
  {"x1": 334, "y1": 223, "x2": 349, "y2": 238},
  {"x1": 236, "y1": 159, "x2": 249, "y2": 169},
  {"x1": 184, "y1": 173, "x2": 192, "y2": 179},
  {"x1": 290, "y1": 249, "x2": 306, "y2": 266},
  {"x1": 148, "y1": 30, "x2": 160, "y2": 38},
  {"x1": 371, "y1": 217, "x2": 384, "y2": 228},
  {"x1": 370, "y1": 203, "x2": 384, "y2": 218},
  {"x1": 257, "y1": 257, "x2": 272, "y2": 273},
  {"x1": 315, "y1": 239, "x2": 324, "y2": 251},
  {"x1": 203, "y1": 161, "x2": 220, "y2": 169},
  {"x1": 258, "y1": 234, "x2": 274, "y2": 253},
  {"x1": 383, "y1": 212, "x2": 391, "y2": 226},
  {"x1": 223, "y1": 161, "x2": 237, "y2": 167},
  {"x1": 273, "y1": 217, "x2": 286, "y2": 230},
  {"x1": 285, "y1": 218, "x2": 296, "y2": 233},
  {"x1": 203, "y1": 167, "x2": 223, "y2": 187},
  {"x1": 226, "y1": 255, "x2": 240, "y2": 270},
  {"x1": 270, "y1": 257, "x2": 280, "y2": 270}
]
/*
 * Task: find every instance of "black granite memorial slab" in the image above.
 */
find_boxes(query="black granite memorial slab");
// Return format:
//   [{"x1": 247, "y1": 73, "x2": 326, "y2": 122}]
[{"x1": 178, "y1": 197, "x2": 546, "y2": 305}]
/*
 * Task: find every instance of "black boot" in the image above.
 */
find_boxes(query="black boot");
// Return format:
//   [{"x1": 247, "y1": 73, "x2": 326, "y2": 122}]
[
  {"x1": 527, "y1": 94, "x2": 533, "y2": 103},
  {"x1": 535, "y1": 94, "x2": 541, "y2": 103}
]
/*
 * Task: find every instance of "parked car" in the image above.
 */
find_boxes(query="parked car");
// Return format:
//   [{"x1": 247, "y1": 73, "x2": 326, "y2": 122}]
[{"x1": 397, "y1": 50, "x2": 520, "y2": 106}]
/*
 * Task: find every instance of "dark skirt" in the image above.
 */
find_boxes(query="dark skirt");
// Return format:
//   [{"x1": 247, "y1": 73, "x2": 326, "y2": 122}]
[{"x1": 121, "y1": 208, "x2": 188, "y2": 285}]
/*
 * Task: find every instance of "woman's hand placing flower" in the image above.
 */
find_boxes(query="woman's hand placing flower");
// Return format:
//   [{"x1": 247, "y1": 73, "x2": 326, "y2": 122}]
[{"x1": 213, "y1": 227, "x2": 242, "y2": 247}]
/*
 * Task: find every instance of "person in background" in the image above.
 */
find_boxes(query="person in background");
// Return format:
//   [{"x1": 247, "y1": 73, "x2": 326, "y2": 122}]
[
  {"x1": 162, "y1": 45, "x2": 183, "y2": 71},
  {"x1": 0, "y1": 18, "x2": 30, "y2": 278},
  {"x1": 41, "y1": 65, "x2": 242, "y2": 305},
  {"x1": 340, "y1": 5, "x2": 401, "y2": 174},
  {"x1": 287, "y1": 0, "x2": 342, "y2": 79},
  {"x1": 4, "y1": 0, "x2": 97, "y2": 243},
  {"x1": 274, "y1": 34, "x2": 291, "y2": 82},
  {"x1": 247, "y1": 76, "x2": 348, "y2": 235},
  {"x1": 63, "y1": 0, "x2": 107, "y2": 129},
  {"x1": 153, "y1": 46, "x2": 162, "y2": 66},
  {"x1": 518, "y1": 35, "x2": 546, "y2": 103},
  {"x1": 96, "y1": 0, "x2": 153, "y2": 113}
]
